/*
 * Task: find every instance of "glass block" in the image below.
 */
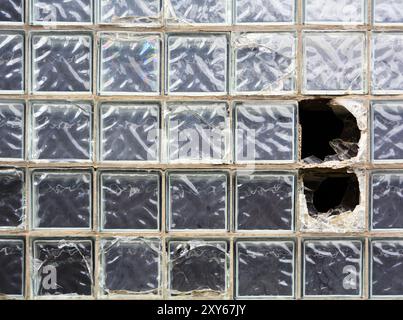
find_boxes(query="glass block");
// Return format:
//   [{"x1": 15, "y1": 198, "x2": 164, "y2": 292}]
[
  {"x1": 31, "y1": 33, "x2": 92, "y2": 94},
  {"x1": 0, "y1": 0, "x2": 23, "y2": 23},
  {"x1": 99, "y1": 102, "x2": 159, "y2": 162},
  {"x1": 0, "y1": 101, "x2": 24, "y2": 159},
  {"x1": 0, "y1": 169, "x2": 24, "y2": 229},
  {"x1": 98, "y1": 33, "x2": 160, "y2": 95},
  {"x1": 166, "y1": 0, "x2": 230, "y2": 25},
  {"x1": 100, "y1": 172, "x2": 160, "y2": 231},
  {"x1": 100, "y1": 238, "x2": 161, "y2": 295},
  {"x1": 235, "y1": 101, "x2": 296, "y2": 163},
  {"x1": 168, "y1": 240, "x2": 228, "y2": 295},
  {"x1": 31, "y1": 0, "x2": 93, "y2": 24},
  {"x1": 235, "y1": 0, "x2": 295, "y2": 24},
  {"x1": 232, "y1": 32, "x2": 296, "y2": 94},
  {"x1": 31, "y1": 171, "x2": 92, "y2": 229},
  {"x1": 30, "y1": 101, "x2": 92, "y2": 161},
  {"x1": 165, "y1": 102, "x2": 230, "y2": 163},
  {"x1": 236, "y1": 241, "x2": 295, "y2": 298},
  {"x1": 236, "y1": 172, "x2": 295, "y2": 231},
  {"x1": 304, "y1": 0, "x2": 365, "y2": 24},
  {"x1": 33, "y1": 239, "x2": 93, "y2": 296},
  {"x1": 373, "y1": 0, "x2": 403, "y2": 25},
  {"x1": 371, "y1": 101, "x2": 403, "y2": 162},
  {"x1": 99, "y1": 0, "x2": 161, "y2": 26},
  {"x1": 0, "y1": 32, "x2": 24, "y2": 93},
  {"x1": 303, "y1": 240, "x2": 362, "y2": 297},
  {"x1": 372, "y1": 33, "x2": 403, "y2": 94},
  {"x1": 167, "y1": 172, "x2": 228, "y2": 231},
  {"x1": 302, "y1": 32, "x2": 366, "y2": 94},
  {"x1": 166, "y1": 34, "x2": 228, "y2": 95},
  {"x1": 0, "y1": 239, "x2": 24, "y2": 296}
]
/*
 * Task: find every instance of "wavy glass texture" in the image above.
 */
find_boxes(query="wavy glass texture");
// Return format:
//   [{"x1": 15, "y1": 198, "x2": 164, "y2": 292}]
[
  {"x1": 100, "y1": 172, "x2": 160, "y2": 231},
  {"x1": 236, "y1": 241, "x2": 294, "y2": 298},
  {"x1": 33, "y1": 240, "x2": 93, "y2": 296},
  {"x1": 374, "y1": 0, "x2": 403, "y2": 24},
  {"x1": 0, "y1": 102, "x2": 24, "y2": 159},
  {"x1": 168, "y1": 172, "x2": 228, "y2": 231},
  {"x1": 99, "y1": 33, "x2": 160, "y2": 94},
  {"x1": 0, "y1": 0, "x2": 23, "y2": 23},
  {"x1": 31, "y1": 102, "x2": 92, "y2": 161},
  {"x1": 304, "y1": 240, "x2": 362, "y2": 297},
  {"x1": 0, "y1": 33, "x2": 24, "y2": 93},
  {"x1": 235, "y1": 101, "x2": 296, "y2": 162},
  {"x1": 233, "y1": 32, "x2": 296, "y2": 94},
  {"x1": 31, "y1": 33, "x2": 92, "y2": 93},
  {"x1": 235, "y1": 0, "x2": 295, "y2": 24},
  {"x1": 0, "y1": 239, "x2": 24, "y2": 296},
  {"x1": 167, "y1": 34, "x2": 228, "y2": 94},
  {"x1": 0, "y1": 170, "x2": 24, "y2": 228},
  {"x1": 32, "y1": 171, "x2": 92, "y2": 229},
  {"x1": 304, "y1": 0, "x2": 365, "y2": 24},
  {"x1": 303, "y1": 32, "x2": 366, "y2": 94},
  {"x1": 166, "y1": 102, "x2": 229, "y2": 163},
  {"x1": 101, "y1": 239, "x2": 161, "y2": 295},
  {"x1": 32, "y1": 0, "x2": 92, "y2": 24},
  {"x1": 100, "y1": 103, "x2": 159, "y2": 162}
]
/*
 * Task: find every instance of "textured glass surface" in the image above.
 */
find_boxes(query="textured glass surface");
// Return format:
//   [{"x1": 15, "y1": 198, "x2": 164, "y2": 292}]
[
  {"x1": 100, "y1": 172, "x2": 160, "y2": 231},
  {"x1": 0, "y1": 0, "x2": 23, "y2": 23},
  {"x1": 32, "y1": 0, "x2": 92, "y2": 24},
  {"x1": 0, "y1": 239, "x2": 24, "y2": 296},
  {"x1": 0, "y1": 101, "x2": 24, "y2": 159},
  {"x1": 0, "y1": 32, "x2": 24, "y2": 93},
  {"x1": 304, "y1": 0, "x2": 365, "y2": 24},
  {"x1": 235, "y1": 0, "x2": 295, "y2": 24},
  {"x1": 373, "y1": 0, "x2": 403, "y2": 24},
  {"x1": 0, "y1": 169, "x2": 24, "y2": 228}
]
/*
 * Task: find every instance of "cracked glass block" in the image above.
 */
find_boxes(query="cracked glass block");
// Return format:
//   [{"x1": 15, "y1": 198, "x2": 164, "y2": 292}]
[
  {"x1": 302, "y1": 32, "x2": 366, "y2": 94},
  {"x1": 0, "y1": 169, "x2": 24, "y2": 229},
  {"x1": 100, "y1": 172, "x2": 160, "y2": 231},
  {"x1": 30, "y1": 101, "x2": 92, "y2": 161},
  {"x1": 236, "y1": 241, "x2": 295, "y2": 298},
  {"x1": 236, "y1": 172, "x2": 294, "y2": 231},
  {"x1": 0, "y1": 32, "x2": 24, "y2": 93},
  {"x1": 235, "y1": 101, "x2": 296, "y2": 162},
  {"x1": 235, "y1": 0, "x2": 295, "y2": 24},
  {"x1": 99, "y1": 33, "x2": 160, "y2": 95},
  {"x1": 32, "y1": 171, "x2": 92, "y2": 229},
  {"x1": 0, "y1": 101, "x2": 24, "y2": 159},
  {"x1": 0, "y1": 239, "x2": 24, "y2": 296},
  {"x1": 99, "y1": 102, "x2": 159, "y2": 162},
  {"x1": 166, "y1": 34, "x2": 228, "y2": 95},
  {"x1": 372, "y1": 101, "x2": 403, "y2": 161},
  {"x1": 167, "y1": 172, "x2": 228, "y2": 231},
  {"x1": 372, "y1": 33, "x2": 403, "y2": 94},
  {"x1": 374, "y1": 0, "x2": 403, "y2": 25},
  {"x1": 32, "y1": 0, "x2": 93, "y2": 24},
  {"x1": 99, "y1": 0, "x2": 161, "y2": 26},
  {"x1": 33, "y1": 239, "x2": 93, "y2": 296},
  {"x1": 304, "y1": 0, "x2": 365, "y2": 24},
  {"x1": 165, "y1": 102, "x2": 229, "y2": 163},
  {"x1": 0, "y1": 0, "x2": 23, "y2": 23},
  {"x1": 168, "y1": 240, "x2": 228, "y2": 296},
  {"x1": 31, "y1": 33, "x2": 92, "y2": 93},
  {"x1": 100, "y1": 239, "x2": 161, "y2": 295},
  {"x1": 303, "y1": 240, "x2": 362, "y2": 297},
  {"x1": 232, "y1": 32, "x2": 296, "y2": 94}
]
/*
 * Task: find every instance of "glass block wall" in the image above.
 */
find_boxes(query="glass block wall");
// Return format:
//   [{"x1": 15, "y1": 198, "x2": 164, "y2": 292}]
[{"x1": 1, "y1": 0, "x2": 403, "y2": 300}]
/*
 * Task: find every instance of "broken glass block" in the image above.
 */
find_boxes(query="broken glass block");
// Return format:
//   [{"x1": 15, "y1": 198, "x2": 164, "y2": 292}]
[
  {"x1": 165, "y1": 102, "x2": 229, "y2": 163},
  {"x1": 100, "y1": 172, "x2": 160, "y2": 231},
  {"x1": 373, "y1": 0, "x2": 403, "y2": 24},
  {"x1": 0, "y1": 101, "x2": 24, "y2": 159},
  {"x1": 235, "y1": 101, "x2": 296, "y2": 162},
  {"x1": 236, "y1": 172, "x2": 295, "y2": 231},
  {"x1": 30, "y1": 101, "x2": 92, "y2": 161},
  {"x1": 168, "y1": 240, "x2": 228, "y2": 295},
  {"x1": 99, "y1": 102, "x2": 159, "y2": 162},
  {"x1": 303, "y1": 240, "x2": 362, "y2": 297},
  {"x1": 32, "y1": 171, "x2": 92, "y2": 229},
  {"x1": 166, "y1": 34, "x2": 228, "y2": 94},
  {"x1": 0, "y1": 239, "x2": 24, "y2": 296},
  {"x1": 100, "y1": 238, "x2": 161, "y2": 295},
  {"x1": 31, "y1": 33, "x2": 92, "y2": 93},
  {"x1": 232, "y1": 32, "x2": 296, "y2": 94},
  {"x1": 302, "y1": 32, "x2": 366, "y2": 94},
  {"x1": 0, "y1": 32, "x2": 24, "y2": 93},
  {"x1": 304, "y1": 0, "x2": 365, "y2": 24},
  {"x1": 99, "y1": 33, "x2": 160, "y2": 95},
  {"x1": 236, "y1": 241, "x2": 295, "y2": 298},
  {"x1": 235, "y1": 0, "x2": 295, "y2": 24},
  {"x1": 167, "y1": 172, "x2": 228, "y2": 231},
  {"x1": 0, "y1": 169, "x2": 24, "y2": 228},
  {"x1": 31, "y1": 0, "x2": 93, "y2": 24},
  {"x1": 0, "y1": 0, "x2": 23, "y2": 23},
  {"x1": 33, "y1": 239, "x2": 93, "y2": 296}
]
